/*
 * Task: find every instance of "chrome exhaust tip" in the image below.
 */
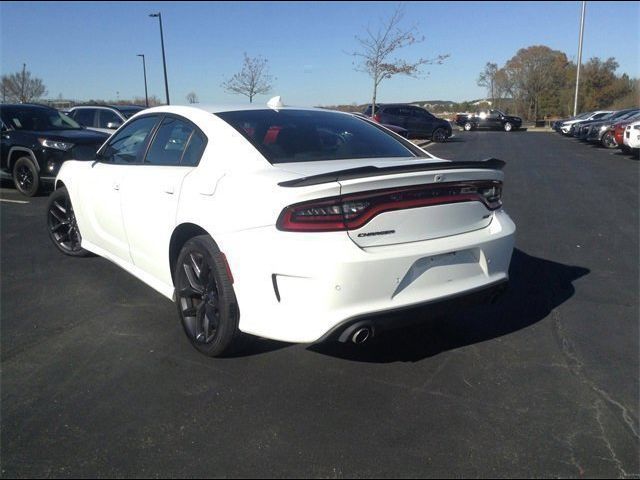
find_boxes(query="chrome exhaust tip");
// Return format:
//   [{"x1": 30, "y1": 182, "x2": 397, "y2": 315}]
[{"x1": 351, "y1": 327, "x2": 371, "y2": 345}]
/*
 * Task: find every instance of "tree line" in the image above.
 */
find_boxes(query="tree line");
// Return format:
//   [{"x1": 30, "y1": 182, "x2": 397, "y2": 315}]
[{"x1": 476, "y1": 46, "x2": 637, "y2": 120}]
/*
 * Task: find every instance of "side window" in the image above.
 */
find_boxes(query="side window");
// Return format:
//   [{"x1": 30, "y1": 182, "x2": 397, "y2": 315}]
[
  {"x1": 98, "y1": 109, "x2": 122, "y2": 129},
  {"x1": 101, "y1": 115, "x2": 159, "y2": 164},
  {"x1": 412, "y1": 108, "x2": 429, "y2": 119},
  {"x1": 73, "y1": 109, "x2": 96, "y2": 127},
  {"x1": 181, "y1": 130, "x2": 207, "y2": 166},
  {"x1": 145, "y1": 116, "x2": 194, "y2": 166}
]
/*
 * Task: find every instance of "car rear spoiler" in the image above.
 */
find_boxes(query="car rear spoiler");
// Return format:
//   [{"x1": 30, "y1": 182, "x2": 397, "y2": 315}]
[{"x1": 278, "y1": 158, "x2": 506, "y2": 187}]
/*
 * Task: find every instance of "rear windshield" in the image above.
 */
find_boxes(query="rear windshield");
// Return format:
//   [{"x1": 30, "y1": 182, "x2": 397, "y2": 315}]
[{"x1": 216, "y1": 109, "x2": 425, "y2": 164}]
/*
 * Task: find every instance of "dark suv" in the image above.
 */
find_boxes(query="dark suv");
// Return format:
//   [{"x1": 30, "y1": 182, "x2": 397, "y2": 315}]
[
  {"x1": 363, "y1": 104, "x2": 452, "y2": 142},
  {"x1": 0, "y1": 104, "x2": 109, "y2": 196}
]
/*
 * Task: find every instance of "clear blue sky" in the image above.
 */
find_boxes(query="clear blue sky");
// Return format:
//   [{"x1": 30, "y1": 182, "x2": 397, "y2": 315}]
[{"x1": 1, "y1": 1, "x2": 638, "y2": 106}]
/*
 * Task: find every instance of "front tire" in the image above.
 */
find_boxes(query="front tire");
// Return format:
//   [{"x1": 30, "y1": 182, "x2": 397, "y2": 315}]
[
  {"x1": 464, "y1": 122, "x2": 473, "y2": 132},
  {"x1": 175, "y1": 235, "x2": 240, "y2": 357},
  {"x1": 504, "y1": 122, "x2": 513, "y2": 132},
  {"x1": 13, "y1": 156, "x2": 40, "y2": 197},
  {"x1": 47, "y1": 187, "x2": 90, "y2": 257}
]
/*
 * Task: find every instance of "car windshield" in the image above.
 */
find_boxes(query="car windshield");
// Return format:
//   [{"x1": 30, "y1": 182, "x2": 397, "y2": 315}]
[
  {"x1": 216, "y1": 109, "x2": 426, "y2": 164},
  {"x1": 0, "y1": 106, "x2": 82, "y2": 131}
]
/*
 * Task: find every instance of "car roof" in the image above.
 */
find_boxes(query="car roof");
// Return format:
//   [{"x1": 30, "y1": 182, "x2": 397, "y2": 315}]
[
  {"x1": 138, "y1": 103, "x2": 346, "y2": 116},
  {"x1": 0, "y1": 103, "x2": 57, "y2": 110},
  {"x1": 71, "y1": 105, "x2": 146, "y2": 110}
]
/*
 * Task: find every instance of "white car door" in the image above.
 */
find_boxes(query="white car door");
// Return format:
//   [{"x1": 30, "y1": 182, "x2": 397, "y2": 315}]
[
  {"x1": 80, "y1": 114, "x2": 161, "y2": 262},
  {"x1": 119, "y1": 115, "x2": 207, "y2": 286}
]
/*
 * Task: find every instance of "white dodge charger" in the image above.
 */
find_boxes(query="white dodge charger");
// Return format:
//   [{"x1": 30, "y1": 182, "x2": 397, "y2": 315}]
[{"x1": 47, "y1": 100, "x2": 516, "y2": 356}]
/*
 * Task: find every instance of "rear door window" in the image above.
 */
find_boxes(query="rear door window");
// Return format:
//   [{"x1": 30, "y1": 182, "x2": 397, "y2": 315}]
[
  {"x1": 72, "y1": 109, "x2": 97, "y2": 128},
  {"x1": 98, "y1": 109, "x2": 123, "y2": 129},
  {"x1": 145, "y1": 116, "x2": 194, "y2": 166}
]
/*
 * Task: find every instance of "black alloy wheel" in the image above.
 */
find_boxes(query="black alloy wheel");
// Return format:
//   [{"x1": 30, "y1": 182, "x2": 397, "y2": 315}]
[
  {"x1": 432, "y1": 128, "x2": 447, "y2": 143},
  {"x1": 46, "y1": 187, "x2": 90, "y2": 257},
  {"x1": 175, "y1": 235, "x2": 239, "y2": 357},
  {"x1": 13, "y1": 157, "x2": 40, "y2": 197}
]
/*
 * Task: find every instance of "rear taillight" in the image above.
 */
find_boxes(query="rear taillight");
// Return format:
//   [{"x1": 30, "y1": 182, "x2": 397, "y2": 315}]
[
  {"x1": 277, "y1": 181, "x2": 502, "y2": 232},
  {"x1": 373, "y1": 113, "x2": 382, "y2": 123}
]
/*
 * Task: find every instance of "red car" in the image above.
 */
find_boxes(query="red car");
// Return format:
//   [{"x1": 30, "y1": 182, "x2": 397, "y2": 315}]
[{"x1": 613, "y1": 114, "x2": 640, "y2": 150}]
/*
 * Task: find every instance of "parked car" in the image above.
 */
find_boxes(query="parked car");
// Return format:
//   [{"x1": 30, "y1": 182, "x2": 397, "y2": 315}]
[
  {"x1": 0, "y1": 104, "x2": 109, "y2": 196},
  {"x1": 585, "y1": 109, "x2": 640, "y2": 146},
  {"x1": 623, "y1": 120, "x2": 640, "y2": 153},
  {"x1": 572, "y1": 110, "x2": 630, "y2": 139},
  {"x1": 362, "y1": 104, "x2": 452, "y2": 142},
  {"x1": 67, "y1": 105, "x2": 146, "y2": 134},
  {"x1": 351, "y1": 112, "x2": 409, "y2": 138},
  {"x1": 455, "y1": 109, "x2": 522, "y2": 132},
  {"x1": 48, "y1": 102, "x2": 515, "y2": 357},
  {"x1": 607, "y1": 113, "x2": 640, "y2": 150},
  {"x1": 559, "y1": 111, "x2": 610, "y2": 135}
]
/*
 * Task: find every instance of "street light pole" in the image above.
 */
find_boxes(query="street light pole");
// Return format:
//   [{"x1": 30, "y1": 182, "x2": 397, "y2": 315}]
[
  {"x1": 137, "y1": 54, "x2": 149, "y2": 107},
  {"x1": 149, "y1": 12, "x2": 170, "y2": 105},
  {"x1": 573, "y1": 1, "x2": 586, "y2": 117}
]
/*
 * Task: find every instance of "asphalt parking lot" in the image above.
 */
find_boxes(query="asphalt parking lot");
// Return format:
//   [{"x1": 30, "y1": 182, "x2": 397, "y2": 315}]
[{"x1": 1, "y1": 130, "x2": 638, "y2": 478}]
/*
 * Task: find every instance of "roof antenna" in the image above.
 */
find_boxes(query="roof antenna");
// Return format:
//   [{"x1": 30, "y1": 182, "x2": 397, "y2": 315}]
[{"x1": 267, "y1": 96, "x2": 284, "y2": 111}]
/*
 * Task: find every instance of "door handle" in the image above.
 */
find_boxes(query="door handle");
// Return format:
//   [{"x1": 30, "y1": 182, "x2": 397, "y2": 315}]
[
  {"x1": 113, "y1": 182, "x2": 120, "y2": 191},
  {"x1": 164, "y1": 184, "x2": 174, "y2": 195}
]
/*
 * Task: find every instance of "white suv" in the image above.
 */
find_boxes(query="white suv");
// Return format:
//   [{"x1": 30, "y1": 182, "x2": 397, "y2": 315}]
[{"x1": 623, "y1": 120, "x2": 640, "y2": 151}]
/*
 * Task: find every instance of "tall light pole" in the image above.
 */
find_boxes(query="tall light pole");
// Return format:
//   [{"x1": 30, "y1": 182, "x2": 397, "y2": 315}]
[
  {"x1": 573, "y1": 1, "x2": 586, "y2": 116},
  {"x1": 149, "y1": 12, "x2": 170, "y2": 105},
  {"x1": 137, "y1": 54, "x2": 149, "y2": 107}
]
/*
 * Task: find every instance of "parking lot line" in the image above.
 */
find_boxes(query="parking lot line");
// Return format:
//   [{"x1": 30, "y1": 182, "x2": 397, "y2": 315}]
[{"x1": 0, "y1": 198, "x2": 29, "y2": 204}]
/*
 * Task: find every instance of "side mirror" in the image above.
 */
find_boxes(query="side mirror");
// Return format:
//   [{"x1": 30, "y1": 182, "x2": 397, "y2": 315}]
[{"x1": 106, "y1": 122, "x2": 122, "y2": 130}]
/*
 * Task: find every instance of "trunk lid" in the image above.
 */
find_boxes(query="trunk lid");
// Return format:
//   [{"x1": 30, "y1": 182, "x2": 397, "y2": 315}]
[{"x1": 276, "y1": 157, "x2": 504, "y2": 247}]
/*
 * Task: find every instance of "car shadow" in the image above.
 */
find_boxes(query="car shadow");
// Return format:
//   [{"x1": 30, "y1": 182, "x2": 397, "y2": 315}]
[{"x1": 307, "y1": 249, "x2": 589, "y2": 363}]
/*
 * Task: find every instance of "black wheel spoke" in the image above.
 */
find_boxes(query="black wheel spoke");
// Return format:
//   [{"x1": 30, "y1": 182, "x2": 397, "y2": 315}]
[
  {"x1": 49, "y1": 208, "x2": 67, "y2": 225},
  {"x1": 183, "y1": 263, "x2": 204, "y2": 294},
  {"x1": 179, "y1": 285, "x2": 202, "y2": 297},
  {"x1": 194, "y1": 302, "x2": 206, "y2": 342},
  {"x1": 50, "y1": 222, "x2": 67, "y2": 233},
  {"x1": 53, "y1": 201, "x2": 67, "y2": 214}
]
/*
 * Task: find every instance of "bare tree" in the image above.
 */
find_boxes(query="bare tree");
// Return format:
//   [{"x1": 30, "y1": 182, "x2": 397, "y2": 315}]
[
  {"x1": 186, "y1": 91, "x2": 199, "y2": 104},
  {"x1": 222, "y1": 53, "x2": 274, "y2": 103},
  {"x1": 1, "y1": 65, "x2": 47, "y2": 103},
  {"x1": 351, "y1": 4, "x2": 448, "y2": 117},
  {"x1": 477, "y1": 62, "x2": 498, "y2": 105}
]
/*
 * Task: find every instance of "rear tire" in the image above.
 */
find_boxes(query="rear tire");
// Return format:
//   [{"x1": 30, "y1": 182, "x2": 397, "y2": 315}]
[
  {"x1": 432, "y1": 128, "x2": 447, "y2": 143},
  {"x1": 504, "y1": 122, "x2": 513, "y2": 132},
  {"x1": 47, "y1": 187, "x2": 90, "y2": 257},
  {"x1": 174, "y1": 235, "x2": 240, "y2": 357},
  {"x1": 13, "y1": 156, "x2": 40, "y2": 197},
  {"x1": 464, "y1": 122, "x2": 473, "y2": 132}
]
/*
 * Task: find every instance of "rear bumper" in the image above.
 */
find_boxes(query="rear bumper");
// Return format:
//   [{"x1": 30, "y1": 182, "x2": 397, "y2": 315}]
[
  {"x1": 319, "y1": 279, "x2": 508, "y2": 343},
  {"x1": 217, "y1": 210, "x2": 516, "y2": 343}
]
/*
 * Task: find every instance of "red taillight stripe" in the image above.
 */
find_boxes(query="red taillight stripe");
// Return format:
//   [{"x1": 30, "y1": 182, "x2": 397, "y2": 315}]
[{"x1": 277, "y1": 181, "x2": 502, "y2": 232}]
